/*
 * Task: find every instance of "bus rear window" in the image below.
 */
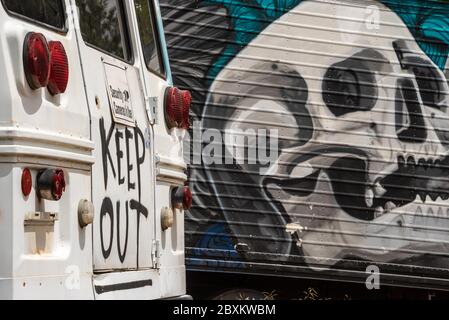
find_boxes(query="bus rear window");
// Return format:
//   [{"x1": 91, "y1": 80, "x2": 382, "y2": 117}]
[
  {"x1": 75, "y1": 0, "x2": 132, "y2": 62},
  {"x1": 134, "y1": 0, "x2": 165, "y2": 77},
  {"x1": 2, "y1": 0, "x2": 65, "y2": 30}
]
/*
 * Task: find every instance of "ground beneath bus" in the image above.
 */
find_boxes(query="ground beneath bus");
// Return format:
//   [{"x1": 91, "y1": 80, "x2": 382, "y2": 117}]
[{"x1": 187, "y1": 272, "x2": 449, "y2": 300}]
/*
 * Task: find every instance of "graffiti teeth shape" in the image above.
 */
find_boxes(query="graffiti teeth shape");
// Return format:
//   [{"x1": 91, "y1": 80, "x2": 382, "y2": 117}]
[
  {"x1": 419, "y1": 193, "x2": 426, "y2": 202},
  {"x1": 374, "y1": 181, "x2": 387, "y2": 197},
  {"x1": 407, "y1": 156, "x2": 416, "y2": 167},
  {"x1": 385, "y1": 201, "x2": 397, "y2": 212},
  {"x1": 398, "y1": 156, "x2": 406, "y2": 168},
  {"x1": 365, "y1": 188, "x2": 374, "y2": 208},
  {"x1": 418, "y1": 158, "x2": 427, "y2": 170},
  {"x1": 374, "y1": 206, "x2": 384, "y2": 218},
  {"x1": 415, "y1": 194, "x2": 423, "y2": 204}
]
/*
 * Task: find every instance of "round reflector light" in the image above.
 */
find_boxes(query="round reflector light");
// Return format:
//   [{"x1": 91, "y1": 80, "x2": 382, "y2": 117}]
[
  {"x1": 21, "y1": 168, "x2": 32, "y2": 197},
  {"x1": 183, "y1": 186, "x2": 193, "y2": 210},
  {"x1": 172, "y1": 186, "x2": 193, "y2": 210},
  {"x1": 165, "y1": 87, "x2": 192, "y2": 130},
  {"x1": 48, "y1": 41, "x2": 69, "y2": 95},
  {"x1": 37, "y1": 169, "x2": 66, "y2": 201},
  {"x1": 23, "y1": 32, "x2": 51, "y2": 90}
]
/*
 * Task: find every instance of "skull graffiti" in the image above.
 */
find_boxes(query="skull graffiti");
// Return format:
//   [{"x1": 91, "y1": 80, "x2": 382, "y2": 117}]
[{"x1": 201, "y1": 0, "x2": 449, "y2": 266}]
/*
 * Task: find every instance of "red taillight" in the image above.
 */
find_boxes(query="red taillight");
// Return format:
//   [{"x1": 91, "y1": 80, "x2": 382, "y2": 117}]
[
  {"x1": 21, "y1": 168, "x2": 32, "y2": 197},
  {"x1": 23, "y1": 32, "x2": 51, "y2": 90},
  {"x1": 183, "y1": 186, "x2": 193, "y2": 210},
  {"x1": 180, "y1": 90, "x2": 192, "y2": 129},
  {"x1": 37, "y1": 169, "x2": 66, "y2": 201},
  {"x1": 48, "y1": 41, "x2": 69, "y2": 95},
  {"x1": 172, "y1": 186, "x2": 193, "y2": 210},
  {"x1": 165, "y1": 87, "x2": 192, "y2": 130}
]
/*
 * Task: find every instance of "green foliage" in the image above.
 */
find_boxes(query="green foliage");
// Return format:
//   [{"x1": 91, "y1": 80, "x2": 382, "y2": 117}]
[
  {"x1": 3, "y1": 0, "x2": 64, "y2": 28},
  {"x1": 75, "y1": 0, "x2": 124, "y2": 59}
]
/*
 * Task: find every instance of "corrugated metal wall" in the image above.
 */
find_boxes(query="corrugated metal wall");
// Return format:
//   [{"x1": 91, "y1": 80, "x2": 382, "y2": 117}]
[{"x1": 161, "y1": 0, "x2": 449, "y2": 288}]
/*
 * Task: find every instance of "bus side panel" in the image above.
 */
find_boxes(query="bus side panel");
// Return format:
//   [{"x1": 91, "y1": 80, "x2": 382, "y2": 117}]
[
  {"x1": 0, "y1": 1, "x2": 94, "y2": 299},
  {"x1": 161, "y1": 0, "x2": 449, "y2": 289}
]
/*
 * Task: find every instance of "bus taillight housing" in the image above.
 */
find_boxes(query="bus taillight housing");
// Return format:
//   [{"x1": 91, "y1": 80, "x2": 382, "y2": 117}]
[
  {"x1": 23, "y1": 32, "x2": 51, "y2": 90},
  {"x1": 172, "y1": 186, "x2": 193, "y2": 210},
  {"x1": 37, "y1": 169, "x2": 66, "y2": 201},
  {"x1": 165, "y1": 87, "x2": 192, "y2": 130},
  {"x1": 23, "y1": 33, "x2": 69, "y2": 95},
  {"x1": 48, "y1": 41, "x2": 69, "y2": 95}
]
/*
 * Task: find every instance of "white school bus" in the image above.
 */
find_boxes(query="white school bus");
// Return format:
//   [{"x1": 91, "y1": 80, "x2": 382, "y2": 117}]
[{"x1": 0, "y1": 0, "x2": 192, "y2": 300}]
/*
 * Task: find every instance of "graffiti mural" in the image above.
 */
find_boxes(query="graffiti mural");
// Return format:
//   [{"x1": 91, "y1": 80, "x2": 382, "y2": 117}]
[{"x1": 161, "y1": 0, "x2": 449, "y2": 275}]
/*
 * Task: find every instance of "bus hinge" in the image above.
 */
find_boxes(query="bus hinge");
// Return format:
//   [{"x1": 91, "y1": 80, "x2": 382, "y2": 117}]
[
  {"x1": 146, "y1": 96, "x2": 159, "y2": 125},
  {"x1": 152, "y1": 239, "x2": 162, "y2": 269}
]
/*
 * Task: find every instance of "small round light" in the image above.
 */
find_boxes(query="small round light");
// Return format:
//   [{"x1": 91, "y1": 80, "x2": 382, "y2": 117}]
[
  {"x1": 165, "y1": 87, "x2": 181, "y2": 129},
  {"x1": 161, "y1": 207, "x2": 174, "y2": 231},
  {"x1": 183, "y1": 186, "x2": 193, "y2": 210},
  {"x1": 52, "y1": 169, "x2": 66, "y2": 200},
  {"x1": 21, "y1": 168, "x2": 32, "y2": 197},
  {"x1": 180, "y1": 90, "x2": 192, "y2": 129},
  {"x1": 165, "y1": 87, "x2": 192, "y2": 130},
  {"x1": 23, "y1": 32, "x2": 51, "y2": 90},
  {"x1": 78, "y1": 199, "x2": 95, "y2": 228},
  {"x1": 172, "y1": 186, "x2": 193, "y2": 210},
  {"x1": 37, "y1": 169, "x2": 66, "y2": 201},
  {"x1": 48, "y1": 41, "x2": 69, "y2": 95}
]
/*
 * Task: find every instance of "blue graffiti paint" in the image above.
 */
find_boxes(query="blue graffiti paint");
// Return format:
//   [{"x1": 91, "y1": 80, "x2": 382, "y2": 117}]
[
  {"x1": 203, "y1": 0, "x2": 303, "y2": 80},
  {"x1": 204, "y1": 0, "x2": 449, "y2": 80},
  {"x1": 382, "y1": 0, "x2": 449, "y2": 70},
  {"x1": 190, "y1": 223, "x2": 245, "y2": 269}
]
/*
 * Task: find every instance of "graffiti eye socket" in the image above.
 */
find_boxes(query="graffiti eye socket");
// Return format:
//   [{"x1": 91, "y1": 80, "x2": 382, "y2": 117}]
[
  {"x1": 323, "y1": 68, "x2": 360, "y2": 115},
  {"x1": 322, "y1": 60, "x2": 378, "y2": 117},
  {"x1": 411, "y1": 64, "x2": 445, "y2": 109},
  {"x1": 395, "y1": 50, "x2": 447, "y2": 110}
]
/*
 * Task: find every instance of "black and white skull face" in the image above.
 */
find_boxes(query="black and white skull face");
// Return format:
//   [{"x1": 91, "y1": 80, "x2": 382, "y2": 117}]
[{"x1": 202, "y1": 0, "x2": 449, "y2": 264}]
